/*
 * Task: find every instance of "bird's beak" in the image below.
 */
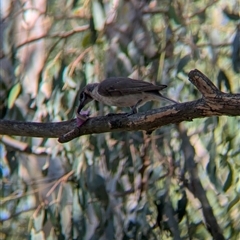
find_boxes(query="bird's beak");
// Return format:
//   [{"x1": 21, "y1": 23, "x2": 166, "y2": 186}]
[{"x1": 77, "y1": 92, "x2": 93, "y2": 114}]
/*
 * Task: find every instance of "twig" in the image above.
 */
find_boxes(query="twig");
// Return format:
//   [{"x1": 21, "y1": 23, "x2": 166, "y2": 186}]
[
  {"x1": 16, "y1": 25, "x2": 89, "y2": 49},
  {"x1": 46, "y1": 170, "x2": 74, "y2": 197},
  {"x1": 68, "y1": 47, "x2": 91, "y2": 76}
]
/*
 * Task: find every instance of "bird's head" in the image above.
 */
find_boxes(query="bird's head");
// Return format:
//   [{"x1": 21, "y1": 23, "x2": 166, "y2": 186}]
[{"x1": 77, "y1": 83, "x2": 98, "y2": 113}]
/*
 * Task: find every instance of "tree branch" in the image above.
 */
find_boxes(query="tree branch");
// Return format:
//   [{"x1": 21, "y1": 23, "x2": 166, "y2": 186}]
[{"x1": 0, "y1": 69, "x2": 239, "y2": 143}]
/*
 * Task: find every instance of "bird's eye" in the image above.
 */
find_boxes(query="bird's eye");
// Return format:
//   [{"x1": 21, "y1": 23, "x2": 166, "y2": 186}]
[{"x1": 79, "y1": 92, "x2": 85, "y2": 102}]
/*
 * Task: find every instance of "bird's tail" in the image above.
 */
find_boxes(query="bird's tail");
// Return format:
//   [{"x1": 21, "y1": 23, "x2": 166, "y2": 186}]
[{"x1": 161, "y1": 95, "x2": 179, "y2": 104}]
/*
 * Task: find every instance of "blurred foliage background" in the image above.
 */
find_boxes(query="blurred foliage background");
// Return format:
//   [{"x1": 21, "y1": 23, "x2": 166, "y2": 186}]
[{"x1": 0, "y1": 0, "x2": 240, "y2": 239}]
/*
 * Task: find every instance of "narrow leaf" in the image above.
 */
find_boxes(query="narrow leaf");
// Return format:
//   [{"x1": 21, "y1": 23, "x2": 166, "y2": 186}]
[{"x1": 8, "y1": 82, "x2": 21, "y2": 109}]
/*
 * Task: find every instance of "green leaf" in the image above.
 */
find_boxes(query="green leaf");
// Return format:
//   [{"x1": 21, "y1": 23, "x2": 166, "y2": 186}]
[
  {"x1": 82, "y1": 32, "x2": 92, "y2": 48},
  {"x1": 8, "y1": 82, "x2": 21, "y2": 109},
  {"x1": 232, "y1": 28, "x2": 240, "y2": 73},
  {"x1": 223, "y1": 8, "x2": 240, "y2": 21},
  {"x1": 177, "y1": 55, "x2": 191, "y2": 74},
  {"x1": 33, "y1": 208, "x2": 45, "y2": 232},
  {"x1": 217, "y1": 69, "x2": 232, "y2": 92},
  {"x1": 177, "y1": 190, "x2": 187, "y2": 222},
  {"x1": 223, "y1": 162, "x2": 233, "y2": 192},
  {"x1": 168, "y1": 5, "x2": 181, "y2": 25},
  {"x1": 206, "y1": 159, "x2": 222, "y2": 191},
  {"x1": 227, "y1": 194, "x2": 239, "y2": 212},
  {"x1": 92, "y1": 0, "x2": 105, "y2": 31}
]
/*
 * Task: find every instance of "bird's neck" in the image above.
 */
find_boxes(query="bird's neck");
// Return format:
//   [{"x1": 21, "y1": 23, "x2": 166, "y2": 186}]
[{"x1": 89, "y1": 85, "x2": 101, "y2": 101}]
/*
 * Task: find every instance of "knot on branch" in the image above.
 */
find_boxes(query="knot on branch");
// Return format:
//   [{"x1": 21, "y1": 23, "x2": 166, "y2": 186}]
[{"x1": 188, "y1": 69, "x2": 221, "y2": 97}]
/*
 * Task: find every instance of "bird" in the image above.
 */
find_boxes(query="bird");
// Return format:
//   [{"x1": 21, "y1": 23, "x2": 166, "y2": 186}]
[{"x1": 77, "y1": 77, "x2": 178, "y2": 115}]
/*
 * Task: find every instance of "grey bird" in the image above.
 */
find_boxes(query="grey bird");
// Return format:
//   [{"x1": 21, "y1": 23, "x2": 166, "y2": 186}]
[{"x1": 77, "y1": 77, "x2": 178, "y2": 115}]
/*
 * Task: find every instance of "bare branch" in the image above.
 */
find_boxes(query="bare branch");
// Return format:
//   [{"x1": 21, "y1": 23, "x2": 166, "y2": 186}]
[
  {"x1": 0, "y1": 70, "x2": 239, "y2": 143},
  {"x1": 0, "y1": 119, "x2": 75, "y2": 138}
]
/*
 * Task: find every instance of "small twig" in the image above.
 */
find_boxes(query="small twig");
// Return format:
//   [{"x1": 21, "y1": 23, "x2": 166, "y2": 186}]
[
  {"x1": 0, "y1": 180, "x2": 57, "y2": 204},
  {"x1": 16, "y1": 25, "x2": 89, "y2": 49},
  {"x1": 46, "y1": 170, "x2": 74, "y2": 197},
  {"x1": 196, "y1": 42, "x2": 231, "y2": 48},
  {"x1": 68, "y1": 47, "x2": 91, "y2": 76}
]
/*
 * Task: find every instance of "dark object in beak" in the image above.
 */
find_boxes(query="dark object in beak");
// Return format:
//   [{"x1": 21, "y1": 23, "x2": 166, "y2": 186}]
[{"x1": 76, "y1": 110, "x2": 90, "y2": 127}]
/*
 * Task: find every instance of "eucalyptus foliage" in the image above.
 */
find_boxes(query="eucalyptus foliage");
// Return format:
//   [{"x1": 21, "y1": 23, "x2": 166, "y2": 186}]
[{"x1": 0, "y1": 0, "x2": 239, "y2": 239}]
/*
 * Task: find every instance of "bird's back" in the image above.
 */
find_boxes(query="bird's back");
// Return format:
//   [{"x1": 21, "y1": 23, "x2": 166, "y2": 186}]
[{"x1": 98, "y1": 77, "x2": 167, "y2": 97}]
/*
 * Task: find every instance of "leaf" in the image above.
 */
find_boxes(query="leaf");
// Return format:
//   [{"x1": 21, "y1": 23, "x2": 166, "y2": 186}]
[
  {"x1": 177, "y1": 55, "x2": 191, "y2": 74},
  {"x1": 227, "y1": 194, "x2": 239, "y2": 212},
  {"x1": 223, "y1": 162, "x2": 233, "y2": 192},
  {"x1": 223, "y1": 8, "x2": 240, "y2": 21},
  {"x1": 197, "y1": 11, "x2": 206, "y2": 24},
  {"x1": 168, "y1": 5, "x2": 181, "y2": 25},
  {"x1": 231, "y1": 26, "x2": 240, "y2": 73},
  {"x1": 41, "y1": 158, "x2": 49, "y2": 176},
  {"x1": 85, "y1": 62, "x2": 95, "y2": 83},
  {"x1": 206, "y1": 159, "x2": 222, "y2": 191},
  {"x1": 41, "y1": 53, "x2": 62, "y2": 98},
  {"x1": 30, "y1": 229, "x2": 45, "y2": 240},
  {"x1": 8, "y1": 82, "x2": 21, "y2": 109},
  {"x1": 217, "y1": 69, "x2": 232, "y2": 92},
  {"x1": 82, "y1": 32, "x2": 92, "y2": 48},
  {"x1": 60, "y1": 204, "x2": 72, "y2": 239},
  {"x1": 92, "y1": 0, "x2": 105, "y2": 31},
  {"x1": 176, "y1": 190, "x2": 187, "y2": 222}
]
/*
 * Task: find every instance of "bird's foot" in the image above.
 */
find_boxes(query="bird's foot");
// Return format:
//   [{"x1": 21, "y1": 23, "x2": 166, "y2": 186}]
[{"x1": 130, "y1": 100, "x2": 142, "y2": 115}]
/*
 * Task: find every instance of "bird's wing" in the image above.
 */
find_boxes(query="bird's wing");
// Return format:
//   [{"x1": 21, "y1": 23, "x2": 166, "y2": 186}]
[{"x1": 98, "y1": 77, "x2": 167, "y2": 97}]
